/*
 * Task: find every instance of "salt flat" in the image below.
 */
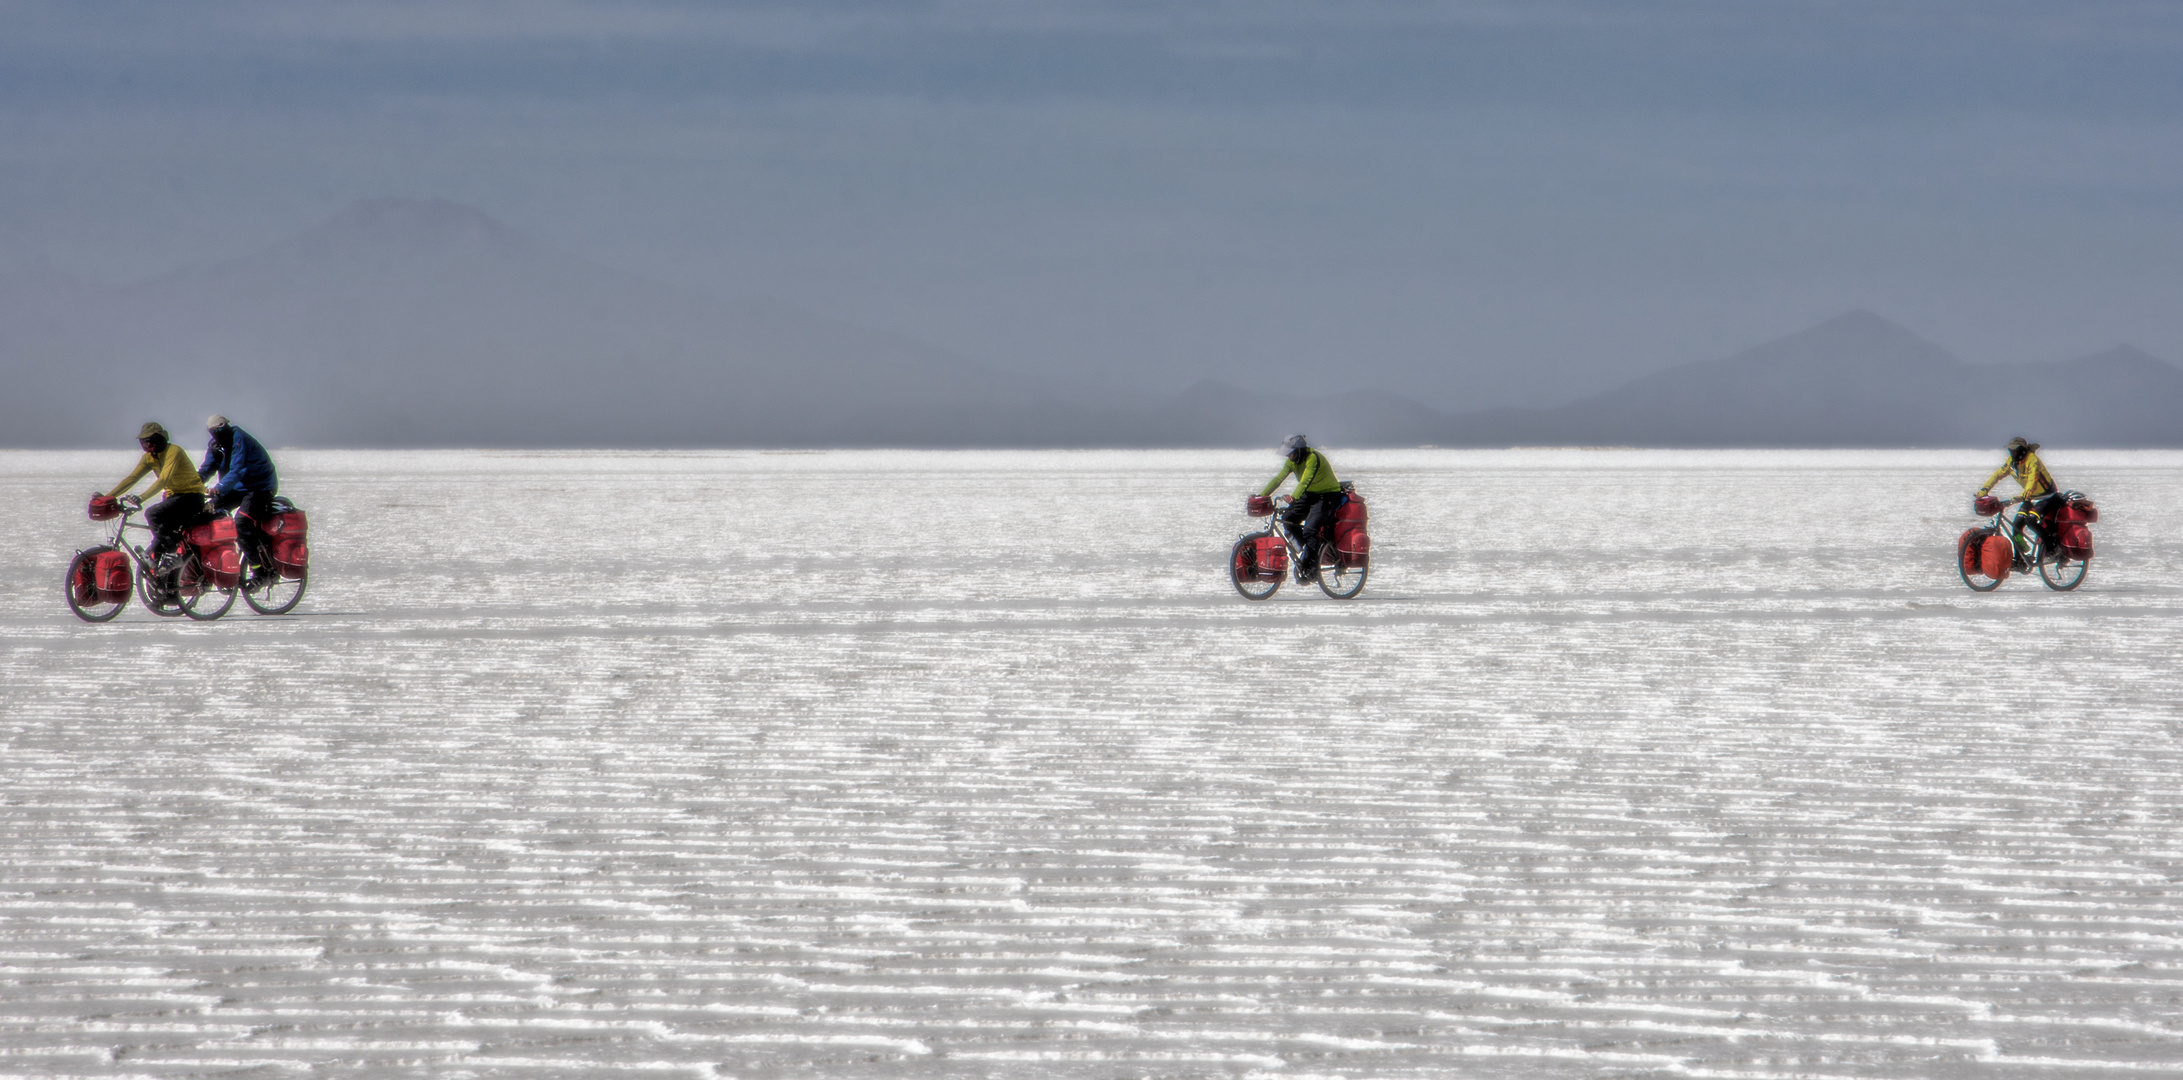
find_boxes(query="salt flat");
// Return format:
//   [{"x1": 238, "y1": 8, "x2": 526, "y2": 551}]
[{"x1": 3, "y1": 448, "x2": 2182, "y2": 1079}]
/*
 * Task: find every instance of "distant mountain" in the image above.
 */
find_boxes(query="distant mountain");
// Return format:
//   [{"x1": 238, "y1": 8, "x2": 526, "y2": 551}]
[
  {"x1": 1965, "y1": 345, "x2": 2183, "y2": 448},
  {"x1": 1150, "y1": 380, "x2": 1451, "y2": 448},
  {"x1": 0, "y1": 198, "x2": 1121, "y2": 448},
  {"x1": 6, "y1": 202, "x2": 2181, "y2": 448},
  {"x1": 1437, "y1": 312, "x2": 2183, "y2": 448}
]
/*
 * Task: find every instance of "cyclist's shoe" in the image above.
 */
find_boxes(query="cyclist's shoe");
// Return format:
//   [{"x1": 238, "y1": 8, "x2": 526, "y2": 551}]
[{"x1": 153, "y1": 551, "x2": 181, "y2": 574}]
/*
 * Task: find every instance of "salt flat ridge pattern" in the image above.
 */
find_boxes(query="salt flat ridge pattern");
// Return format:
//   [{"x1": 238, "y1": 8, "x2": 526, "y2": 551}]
[{"x1": 3, "y1": 448, "x2": 2181, "y2": 1078}]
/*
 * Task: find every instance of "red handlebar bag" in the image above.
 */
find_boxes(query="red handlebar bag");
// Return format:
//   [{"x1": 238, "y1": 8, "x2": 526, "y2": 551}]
[
  {"x1": 1973, "y1": 494, "x2": 2001, "y2": 517},
  {"x1": 88, "y1": 495, "x2": 121, "y2": 521},
  {"x1": 1979, "y1": 534, "x2": 2012, "y2": 581},
  {"x1": 1246, "y1": 495, "x2": 1273, "y2": 517}
]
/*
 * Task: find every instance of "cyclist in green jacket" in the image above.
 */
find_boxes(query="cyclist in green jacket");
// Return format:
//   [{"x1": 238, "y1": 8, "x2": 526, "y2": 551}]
[{"x1": 1260, "y1": 434, "x2": 1344, "y2": 581}]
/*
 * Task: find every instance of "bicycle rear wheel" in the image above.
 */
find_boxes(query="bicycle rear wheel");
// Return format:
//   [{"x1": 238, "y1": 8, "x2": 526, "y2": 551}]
[
  {"x1": 242, "y1": 564, "x2": 307, "y2": 615},
  {"x1": 1318, "y1": 549, "x2": 1367, "y2": 599},
  {"x1": 2038, "y1": 549, "x2": 2088, "y2": 592},
  {"x1": 137, "y1": 554, "x2": 186, "y2": 617}
]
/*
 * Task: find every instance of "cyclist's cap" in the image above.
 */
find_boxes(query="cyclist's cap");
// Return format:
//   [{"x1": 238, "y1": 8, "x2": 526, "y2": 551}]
[
  {"x1": 138, "y1": 421, "x2": 166, "y2": 441},
  {"x1": 1283, "y1": 434, "x2": 1308, "y2": 453},
  {"x1": 206, "y1": 414, "x2": 229, "y2": 431},
  {"x1": 2006, "y1": 436, "x2": 2028, "y2": 450}
]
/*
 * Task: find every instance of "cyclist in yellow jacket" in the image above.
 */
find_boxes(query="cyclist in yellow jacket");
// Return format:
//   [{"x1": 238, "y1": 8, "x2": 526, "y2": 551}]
[
  {"x1": 1977, "y1": 436, "x2": 2061, "y2": 553},
  {"x1": 1259, "y1": 434, "x2": 1344, "y2": 581},
  {"x1": 106, "y1": 421, "x2": 212, "y2": 570}
]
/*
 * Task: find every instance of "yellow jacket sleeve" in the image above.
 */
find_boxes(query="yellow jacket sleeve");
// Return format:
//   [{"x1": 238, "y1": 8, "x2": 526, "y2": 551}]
[
  {"x1": 107, "y1": 452, "x2": 157, "y2": 499},
  {"x1": 111, "y1": 446, "x2": 206, "y2": 501},
  {"x1": 1259, "y1": 460, "x2": 1296, "y2": 498}
]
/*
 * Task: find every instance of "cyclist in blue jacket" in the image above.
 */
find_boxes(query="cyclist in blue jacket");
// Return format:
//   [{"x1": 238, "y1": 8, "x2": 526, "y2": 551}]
[{"x1": 198, "y1": 415, "x2": 281, "y2": 585}]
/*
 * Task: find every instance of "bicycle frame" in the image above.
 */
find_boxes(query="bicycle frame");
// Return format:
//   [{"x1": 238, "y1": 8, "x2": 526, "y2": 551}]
[
  {"x1": 96, "y1": 500, "x2": 161, "y2": 577},
  {"x1": 1262, "y1": 497, "x2": 1314, "y2": 567}
]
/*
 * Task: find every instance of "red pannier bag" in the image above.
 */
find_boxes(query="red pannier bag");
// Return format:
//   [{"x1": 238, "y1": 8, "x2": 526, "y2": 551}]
[
  {"x1": 95, "y1": 549, "x2": 132, "y2": 603},
  {"x1": 1957, "y1": 529, "x2": 1984, "y2": 576},
  {"x1": 1980, "y1": 534, "x2": 2013, "y2": 581},
  {"x1": 1333, "y1": 495, "x2": 1369, "y2": 566},
  {"x1": 187, "y1": 517, "x2": 243, "y2": 589},
  {"x1": 2058, "y1": 496, "x2": 2098, "y2": 524},
  {"x1": 1253, "y1": 535, "x2": 1289, "y2": 580},
  {"x1": 2062, "y1": 522, "x2": 2094, "y2": 560},
  {"x1": 69, "y1": 558, "x2": 99, "y2": 606},
  {"x1": 261, "y1": 509, "x2": 310, "y2": 579},
  {"x1": 88, "y1": 494, "x2": 122, "y2": 521},
  {"x1": 1335, "y1": 528, "x2": 1371, "y2": 567},
  {"x1": 1246, "y1": 494, "x2": 1274, "y2": 517},
  {"x1": 187, "y1": 517, "x2": 237, "y2": 549}
]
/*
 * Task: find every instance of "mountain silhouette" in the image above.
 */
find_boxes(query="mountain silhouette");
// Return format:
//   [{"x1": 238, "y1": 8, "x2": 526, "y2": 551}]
[
  {"x1": 1, "y1": 198, "x2": 1115, "y2": 448},
  {"x1": 1417, "y1": 314, "x2": 2183, "y2": 448},
  {"x1": 5, "y1": 201, "x2": 2181, "y2": 448}
]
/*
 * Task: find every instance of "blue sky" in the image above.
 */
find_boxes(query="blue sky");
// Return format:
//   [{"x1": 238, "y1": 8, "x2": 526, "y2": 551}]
[{"x1": 5, "y1": 0, "x2": 2181, "y2": 407}]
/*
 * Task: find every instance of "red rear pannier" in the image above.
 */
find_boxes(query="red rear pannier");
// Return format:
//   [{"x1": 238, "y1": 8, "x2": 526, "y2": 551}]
[
  {"x1": 2062, "y1": 522, "x2": 2094, "y2": 560},
  {"x1": 94, "y1": 549, "x2": 132, "y2": 603},
  {"x1": 1253, "y1": 535, "x2": 1289, "y2": 580},
  {"x1": 88, "y1": 494, "x2": 121, "y2": 521},
  {"x1": 1335, "y1": 528, "x2": 1370, "y2": 567},
  {"x1": 261, "y1": 509, "x2": 310, "y2": 579},
  {"x1": 1332, "y1": 494, "x2": 1370, "y2": 567},
  {"x1": 187, "y1": 518, "x2": 243, "y2": 589},
  {"x1": 1246, "y1": 494, "x2": 1273, "y2": 517},
  {"x1": 187, "y1": 517, "x2": 237, "y2": 549},
  {"x1": 2058, "y1": 497, "x2": 2098, "y2": 524},
  {"x1": 1979, "y1": 534, "x2": 2013, "y2": 581}
]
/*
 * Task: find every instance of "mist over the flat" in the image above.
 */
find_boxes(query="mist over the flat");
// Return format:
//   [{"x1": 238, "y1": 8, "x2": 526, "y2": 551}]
[{"x1": 4, "y1": 1, "x2": 2181, "y2": 446}]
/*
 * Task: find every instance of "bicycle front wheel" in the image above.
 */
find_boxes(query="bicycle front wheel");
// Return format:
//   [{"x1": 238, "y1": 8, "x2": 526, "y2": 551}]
[
  {"x1": 179, "y1": 553, "x2": 236, "y2": 621},
  {"x1": 1230, "y1": 536, "x2": 1281, "y2": 601},
  {"x1": 65, "y1": 548, "x2": 126, "y2": 623},
  {"x1": 1957, "y1": 531, "x2": 2002, "y2": 592}
]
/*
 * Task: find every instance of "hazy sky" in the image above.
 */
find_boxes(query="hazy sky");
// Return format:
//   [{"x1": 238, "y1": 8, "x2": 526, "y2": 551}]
[{"x1": 4, "y1": 1, "x2": 2181, "y2": 408}]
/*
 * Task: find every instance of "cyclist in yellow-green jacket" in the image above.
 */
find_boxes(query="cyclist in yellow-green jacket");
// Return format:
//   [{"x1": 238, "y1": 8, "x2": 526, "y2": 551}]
[
  {"x1": 1977, "y1": 436, "x2": 2062, "y2": 552},
  {"x1": 105, "y1": 421, "x2": 213, "y2": 571},
  {"x1": 1260, "y1": 434, "x2": 1343, "y2": 582}
]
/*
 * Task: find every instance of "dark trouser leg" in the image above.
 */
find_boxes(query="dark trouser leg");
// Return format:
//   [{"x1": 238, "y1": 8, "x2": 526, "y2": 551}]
[
  {"x1": 2016, "y1": 494, "x2": 2062, "y2": 552},
  {"x1": 1295, "y1": 493, "x2": 1336, "y2": 572},
  {"x1": 147, "y1": 493, "x2": 209, "y2": 557},
  {"x1": 218, "y1": 488, "x2": 276, "y2": 572}
]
